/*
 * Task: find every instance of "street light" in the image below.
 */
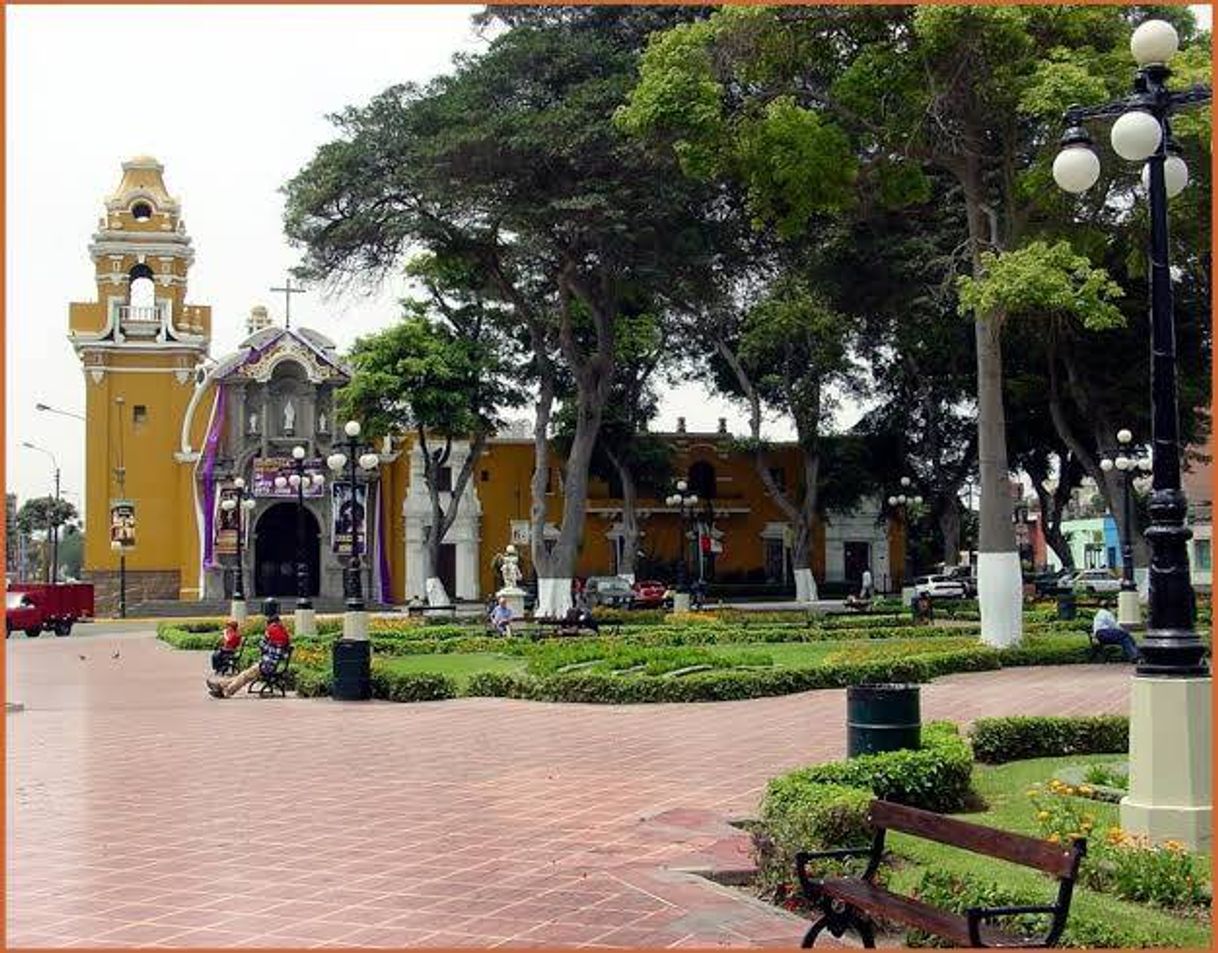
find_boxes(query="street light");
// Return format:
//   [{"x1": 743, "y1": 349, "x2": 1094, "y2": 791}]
[
  {"x1": 288, "y1": 445, "x2": 322, "y2": 636},
  {"x1": 325, "y1": 420, "x2": 381, "y2": 701},
  {"x1": 1054, "y1": 17, "x2": 1210, "y2": 849},
  {"x1": 109, "y1": 540, "x2": 126, "y2": 619},
  {"x1": 220, "y1": 477, "x2": 257, "y2": 621},
  {"x1": 888, "y1": 476, "x2": 924, "y2": 593},
  {"x1": 22, "y1": 441, "x2": 61, "y2": 584},
  {"x1": 35, "y1": 403, "x2": 86, "y2": 422},
  {"x1": 665, "y1": 479, "x2": 698, "y2": 607}
]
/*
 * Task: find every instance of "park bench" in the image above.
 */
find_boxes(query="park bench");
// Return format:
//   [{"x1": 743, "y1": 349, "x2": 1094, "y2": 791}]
[
  {"x1": 794, "y1": 799, "x2": 1086, "y2": 948},
  {"x1": 247, "y1": 645, "x2": 294, "y2": 698}
]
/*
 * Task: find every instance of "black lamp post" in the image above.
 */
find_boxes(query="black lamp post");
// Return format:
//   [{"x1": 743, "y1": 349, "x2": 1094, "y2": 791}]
[
  {"x1": 1053, "y1": 18, "x2": 1209, "y2": 678},
  {"x1": 287, "y1": 445, "x2": 320, "y2": 612},
  {"x1": 1099, "y1": 428, "x2": 1153, "y2": 593},
  {"x1": 326, "y1": 421, "x2": 381, "y2": 611},
  {"x1": 665, "y1": 480, "x2": 698, "y2": 594},
  {"x1": 110, "y1": 540, "x2": 127, "y2": 619},
  {"x1": 220, "y1": 477, "x2": 257, "y2": 614}
]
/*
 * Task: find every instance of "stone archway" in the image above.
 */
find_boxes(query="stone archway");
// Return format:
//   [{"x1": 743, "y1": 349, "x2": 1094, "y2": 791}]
[{"x1": 254, "y1": 502, "x2": 320, "y2": 597}]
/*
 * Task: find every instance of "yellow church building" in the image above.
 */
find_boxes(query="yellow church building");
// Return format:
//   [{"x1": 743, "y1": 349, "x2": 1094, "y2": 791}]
[{"x1": 72, "y1": 159, "x2": 905, "y2": 614}]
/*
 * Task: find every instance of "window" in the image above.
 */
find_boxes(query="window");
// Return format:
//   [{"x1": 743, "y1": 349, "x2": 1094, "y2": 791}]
[
  {"x1": 689, "y1": 460, "x2": 716, "y2": 499},
  {"x1": 435, "y1": 466, "x2": 452, "y2": 493},
  {"x1": 133, "y1": 405, "x2": 148, "y2": 428},
  {"x1": 128, "y1": 263, "x2": 156, "y2": 310},
  {"x1": 768, "y1": 467, "x2": 786, "y2": 491},
  {"x1": 1195, "y1": 539, "x2": 1211, "y2": 572},
  {"x1": 131, "y1": 202, "x2": 153, "y2": 222}
]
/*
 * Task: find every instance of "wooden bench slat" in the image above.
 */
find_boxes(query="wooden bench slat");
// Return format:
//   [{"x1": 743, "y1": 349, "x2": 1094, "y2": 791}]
[
  {"x1": 869, "y1": 801, "x2": 1080, "y2": 878},
  {"x1": 821, "y1": 879, "x2": 1026, "y2": 947}
]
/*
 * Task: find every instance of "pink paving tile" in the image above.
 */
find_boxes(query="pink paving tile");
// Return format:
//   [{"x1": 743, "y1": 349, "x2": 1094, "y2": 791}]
[{"x1": 8, "y1": 630, "x2": 1130, "y2": 950}]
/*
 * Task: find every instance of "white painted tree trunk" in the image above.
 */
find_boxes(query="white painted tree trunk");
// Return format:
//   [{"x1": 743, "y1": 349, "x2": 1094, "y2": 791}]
[
  {"x1": 977, "y1": 552, "x2": 1022, "y2": 648},
  {"x1": 535, "y1": 577, "x2": 573, "y2": 619},
  {"x1": 794, "y1": 567, "x2": 819, "y2": 603}
]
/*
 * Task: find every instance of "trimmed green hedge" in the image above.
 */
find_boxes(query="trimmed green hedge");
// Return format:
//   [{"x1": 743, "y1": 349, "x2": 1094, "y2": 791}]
[
  {"x1": 753, "y1": 782, "x2": 873, "y2": 894},
  {"x1": 970, "y1": 715, "x2": 1129, "y2": 764},
  {"x1": 770, "y1": 722, "x2": 975, "y2": 813},
  {"x1": 294, "y1": 665, "x2": 458, "y2": 702}
]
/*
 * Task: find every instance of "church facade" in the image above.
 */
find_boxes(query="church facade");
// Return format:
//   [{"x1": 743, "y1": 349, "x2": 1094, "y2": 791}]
[{"x1": 71, "y1": 159, "x2": 903, "y2": 614}]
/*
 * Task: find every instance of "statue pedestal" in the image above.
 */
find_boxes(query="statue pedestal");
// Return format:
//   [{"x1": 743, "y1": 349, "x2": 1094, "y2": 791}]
[
  {"x1": 230, "y1": 599, "x2": 248, "y2": 623},
  {"x1": 672, "y1": 592, "x2": 691, "y2": 613},
  {"x1": 1118, "y1": 590, "x2": 1142, "y2": 629},
  {"x1": 497, "y1": 587, "x2": 525, "y2": 618},
  {"x1": 425, "y1": 577, "x2": 451, "y2": 607}
]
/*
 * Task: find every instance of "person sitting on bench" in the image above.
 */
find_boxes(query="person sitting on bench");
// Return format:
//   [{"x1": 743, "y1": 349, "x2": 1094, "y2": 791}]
[
  {"x1": 210, "y1": 619, "x2": 242, "y2": 674},
  {"x1": 562, "y1": 603, "x2": 599, "y2": 633},
  {"x1": 206, "y1": 612, "x2": 291, "y2": 698},
  {"x1": 489, "y1": 596, "x2": 514, "y2": 636},
  {"x1": 1092, "y1": 607, "x2": 1139, "y2": 662}
]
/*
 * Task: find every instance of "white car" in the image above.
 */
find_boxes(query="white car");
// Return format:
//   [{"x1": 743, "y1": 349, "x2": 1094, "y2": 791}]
[
  {"x1": 1067, "y1": 569, "x2": 1122, "y2": 594},
  {"x1": 912, "y1": 574, "x2": 967, "y2": 600}
]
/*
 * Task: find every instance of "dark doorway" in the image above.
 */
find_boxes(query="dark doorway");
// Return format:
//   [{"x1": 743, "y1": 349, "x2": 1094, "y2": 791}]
[
  {"x1": 843, "y1": 541, "x2": 871, "y2": 590},
  {"x1": 436, "y1": 543, "x2": 457, "y2": 598},
  {"x1": 254, "y1": 502, "x2": 320, "y2": 597},
  {"x1": 688, "y1": 460, "x2": 716, "y2": 500}
]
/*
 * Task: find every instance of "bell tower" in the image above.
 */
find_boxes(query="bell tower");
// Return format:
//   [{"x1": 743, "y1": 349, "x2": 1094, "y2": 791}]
[{"x1": 69, "y1": 157, "x2": 213, "y2": 612}]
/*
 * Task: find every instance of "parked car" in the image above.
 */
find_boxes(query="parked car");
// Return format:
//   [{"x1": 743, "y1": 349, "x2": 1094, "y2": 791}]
[
  {"x1": 5, "y1": 583, "x2": 94, "y2": 637},
  {"x1": 912, "y1": 574, "x2": 967, "y2": 600},
  {"x1": 942, "y1": 565, "x2": 977, "y2": 597},
  {"x1": 1066, "y1": 568, "x2": 1122, "y2": 594},
  {"x1": 1030, "y1": 570, "x2": 1072, "y2": 598},
  {"x1": 584, "y1": 575, "x2": 635, "y2": 609},
  {"x1": 631, "y1": 579, "x2": 668, "y2": 608}
]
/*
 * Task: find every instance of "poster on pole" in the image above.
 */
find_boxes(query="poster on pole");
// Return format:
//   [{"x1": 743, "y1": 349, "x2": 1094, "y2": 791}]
[
  {"x1": 331, "y1": 481, "x2": 368, "y2": 555},
  {"x1": 110, "y1": 500, "x2": 136, "y2": 548},
  {"x1": 214, "y1": 486, "x2": 240, "y2": 556}
]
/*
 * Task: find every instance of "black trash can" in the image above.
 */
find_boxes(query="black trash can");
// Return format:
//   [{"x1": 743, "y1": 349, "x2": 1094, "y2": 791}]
[
  {"x1": 847, "y1": 683, "x2": 921, "y2": 757},
  {"x1": 261, "y1": 598, "x2": 280, "y2": 619},
  {"x1": 1057, "y1": 592, "x2": 1077, "y2": 621},
  {"x1": 332, "y1": 639, "x2": 372, "y2": 701}
]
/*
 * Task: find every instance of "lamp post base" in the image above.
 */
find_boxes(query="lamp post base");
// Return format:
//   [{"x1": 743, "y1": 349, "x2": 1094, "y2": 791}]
[
  {"x1": 1117, "y1": 589, "x2": 1142, "y2": 629},
  {"x1": 294, "y1": 605, "x2": 317, "y2": 637},
  {"x1": 1120, "y1": 674, "x2": 1211, "y2": 851},
  {"x1": 230, "y1": 598, "x2": 248, "y2": 624},
  {"x1": 342, "y1": 609, "x2": 369, "y2": 641},
  {"x1": 672, "y1": 592, "x2": 691, "y2": 613}
]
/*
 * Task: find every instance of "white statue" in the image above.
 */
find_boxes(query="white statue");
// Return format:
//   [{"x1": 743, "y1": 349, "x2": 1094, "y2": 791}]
[
  {"x1": 283, "y1": 400, "x2": 295, "y2": 433},
  {"x1": 248, "y1": 412, "x2": 258, "y2": 434},
  {"x1": 318, "y1": 412, "x2": 327, "y2": 433},
  {"x1": 499, "y1": 544, "x2": 522, "y2": 590}
]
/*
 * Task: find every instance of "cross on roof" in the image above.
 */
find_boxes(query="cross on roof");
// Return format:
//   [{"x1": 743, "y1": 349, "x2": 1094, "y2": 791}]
[{"x1": 270, "y1": 275, "x2": 307, "y2": 329}]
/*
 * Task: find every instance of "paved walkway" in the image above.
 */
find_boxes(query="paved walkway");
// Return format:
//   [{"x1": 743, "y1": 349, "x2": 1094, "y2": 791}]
[{"x1": 6, "y1": 631, "x2": 1130, "y2": 948}]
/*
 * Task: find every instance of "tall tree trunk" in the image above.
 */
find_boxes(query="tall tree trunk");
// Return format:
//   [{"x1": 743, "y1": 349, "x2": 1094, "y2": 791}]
[
  {"x1": 604, "y1": 446, "x2": 640, "y2": 580},
  {"x1": 960, "y1": 155, "x2": 1021, "y2": 647},
  {"x1": 937, "y1": 497, "x2": 962, "y2": 568}
]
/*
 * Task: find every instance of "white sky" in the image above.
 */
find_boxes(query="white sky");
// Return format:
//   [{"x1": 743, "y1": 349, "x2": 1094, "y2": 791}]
[{"x1": 5, "y1": 5, "x2": 1211, "y2": 513}]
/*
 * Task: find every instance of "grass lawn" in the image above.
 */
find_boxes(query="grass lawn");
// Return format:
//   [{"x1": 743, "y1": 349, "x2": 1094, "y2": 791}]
[
  {"x1": 883, "y1": 754, "x2": 1212, "y2": 947},
  {"x1": 377, "y1": 653, "x2": 525, "y2": 686}
]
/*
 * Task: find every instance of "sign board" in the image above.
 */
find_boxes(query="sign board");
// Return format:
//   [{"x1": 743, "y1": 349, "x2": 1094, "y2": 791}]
[
  {"x1": 252, "y1": 457, "x2": 325, "y2": 498},
  {"x1": 331, "y1": 481, "x2": 368, "y2": 555},
  {"x1": 110, "y1": 500, "x2": 136, "y2": 548}
]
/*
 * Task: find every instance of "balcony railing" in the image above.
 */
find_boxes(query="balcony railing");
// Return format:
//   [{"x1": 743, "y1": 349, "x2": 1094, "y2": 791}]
[{"x1": 117, "y1": 304, "x2": 167, "y2": 337}]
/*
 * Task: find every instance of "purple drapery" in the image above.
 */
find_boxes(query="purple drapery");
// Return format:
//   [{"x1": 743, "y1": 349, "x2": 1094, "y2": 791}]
[{"x1": 200, "y1": 388, "x2": 227, "y2": 569}]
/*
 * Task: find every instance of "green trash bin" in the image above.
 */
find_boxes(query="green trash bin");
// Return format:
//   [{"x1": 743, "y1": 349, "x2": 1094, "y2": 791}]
[
  {"x1": 332, "y1": 639, "x2": 372, "y2": 701},
  {"x1": 847, "y1": 683, "x2": 921, "y2": 758},
  {"x1": 1057, "y1": 592, "x2": 1077, "y2": 621}
]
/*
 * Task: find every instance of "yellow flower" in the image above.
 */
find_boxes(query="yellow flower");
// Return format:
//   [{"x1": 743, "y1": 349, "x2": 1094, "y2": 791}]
[
  {"x1": 1078, "y1": 785, "x2": 1094, "y2": 795},
  {"x1": 1081, "y1": 822, "x2": 1093, "y2": 833},
  {"x1": 1037, "y1": 811, "x2": 1051, "y2": 821},
  {"x1": 1047, "y1": 833, "x2": 1061, "y2": 844},
  {"x1": 1063, "y1": 786, "x2": 1076, "y2": 796},
  {"x1": 1066, "y1": 832, "x2": 1082, "y2": 840},
  {"x1": 1164, "y1": 839, "x2": 1185, "y2": 853},
  {"x1": 1026, "y1": 789, "x2": 1039, "y2": 798}
]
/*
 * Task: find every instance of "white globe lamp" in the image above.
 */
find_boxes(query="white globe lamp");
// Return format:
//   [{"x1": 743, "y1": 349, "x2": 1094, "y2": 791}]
[
  {"x1": 1117, "y1": 428, "x2": 1133, "y2": 444},
  {"x1": 1052, "y1": 144, "x2": 1102, "y2": 193},
  {"x1": 288, "y1": 474, "x2": 301, "y2": 488},
  {"x1": 345, "y1": 420, "x2": 361, "y2": 438},
  {"x1": 291, "y1": 445, "x2": 306, "y2": 460},
  {"x1": 274, "y1": 476, "x2": 288, "y2": 489},
  {"x1": 327, "y1": 452, "x2": 347, "y2": 472},
  {"x1": 359, "y1": 453, "x2": 380, "y2": 471},
  {"x1": 1100, "y1": 458, "x2": 1115, "y2": 472},
  {"x1": 1110, "y1": 110, "x2": 1162, "y2": 161},
  {"x1": 1141, "y1": 153, "x2": 1189, "y2": 197},
  {"x1": 1130, "y1": 19, "x2": 1179, "y2": 66}
]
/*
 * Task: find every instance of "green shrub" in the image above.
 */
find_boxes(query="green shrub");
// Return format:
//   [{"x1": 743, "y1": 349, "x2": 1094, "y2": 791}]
[
  {"x1": 754, "y1": 782, "x2": 873, "y2": 894},
  {"x1": 370, "y1": 669, "x2": 457, "y2": 702},
  {"x1": 779, "y1": 722, "x2": 974, "y2": 812},
  {"x1": 970, "y1": 716, "x2": 1129, "y2": 764}
]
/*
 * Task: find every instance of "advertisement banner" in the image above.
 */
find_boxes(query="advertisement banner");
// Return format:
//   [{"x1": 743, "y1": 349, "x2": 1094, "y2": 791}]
[
  {"x1": 214, "y1": 486, "x2": 240, "y2": 556},
  {"x1": 110, "y1": 500, "x2": 136, "y2": 548},
  {"x1": 331, "y1": 481, "x2": 368, "y2": 555},
  {"x1": 252, "y1": 457, "x2": 325, "y2": 498}
]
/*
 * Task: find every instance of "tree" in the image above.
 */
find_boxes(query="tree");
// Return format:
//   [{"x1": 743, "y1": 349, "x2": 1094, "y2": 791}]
[
  {"x1": 284, "y1": 8, "x2": 717, "y2": 615},
  {"x1": 16, "y1": 496, "x2": 77, "y2": 582},
  {"x1": 339, "y1": 257, "x2": 524, "y2": 596}
]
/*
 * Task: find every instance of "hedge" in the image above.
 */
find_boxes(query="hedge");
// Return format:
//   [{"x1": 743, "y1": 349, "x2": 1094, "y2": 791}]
[
  {"x1": 970, "y1": 715, "x2": 1130, "y2": 764},
  {"x1": 770, "y1": 722, "x2": 975, "y2": 813},
  {"x1": 753, "y1": 782, "x2": 873, "y2": 894},
  {"x1": 294, "y1": 665, "x2": 458, "y2": 702}
]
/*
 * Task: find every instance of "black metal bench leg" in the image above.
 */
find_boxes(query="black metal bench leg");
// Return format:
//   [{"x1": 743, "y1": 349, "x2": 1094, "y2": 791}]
[
  {"x1": 856, "y1": 919, "x2": 876, "y2": 948},
  {"x1": 800, "y1": 916, "x2": 828, "y2": 949}
]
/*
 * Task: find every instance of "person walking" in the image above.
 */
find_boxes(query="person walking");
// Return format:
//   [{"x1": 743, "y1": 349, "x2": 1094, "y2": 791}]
[
  {"x1": 860, "y1": 568, "x2": 874, "y2": 600},
  {"x1": 206, "y1": 611, "x2": 291, "y2": 697},
  {"x1": 1091, "y1": 607, "x2": 1139, "y2": 662}
]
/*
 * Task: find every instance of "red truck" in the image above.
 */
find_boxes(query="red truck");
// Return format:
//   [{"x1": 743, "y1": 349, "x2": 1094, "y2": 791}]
[{"x1": 6, "y1": 583, "x2": 94, "y2": 637}]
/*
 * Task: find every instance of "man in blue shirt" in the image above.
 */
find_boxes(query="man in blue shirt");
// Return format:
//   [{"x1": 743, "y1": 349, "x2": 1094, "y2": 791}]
[
  {"x1": 1092, "y1": 607, "x2": 1139, "y2": 662},
  {"x1": 489, "y1": 596, "x2": 514, "y2": 636}
]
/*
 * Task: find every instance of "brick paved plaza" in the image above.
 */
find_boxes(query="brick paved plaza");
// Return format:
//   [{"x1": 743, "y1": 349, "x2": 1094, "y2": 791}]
[{"x1": 7, "y1": 628, "x2": 1130, "y2": 948}]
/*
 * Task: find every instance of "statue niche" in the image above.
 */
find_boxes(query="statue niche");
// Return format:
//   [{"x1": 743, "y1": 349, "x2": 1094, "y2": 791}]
[{"x1": 268, "y1": 360, "x2": 309, "y2": 438}]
